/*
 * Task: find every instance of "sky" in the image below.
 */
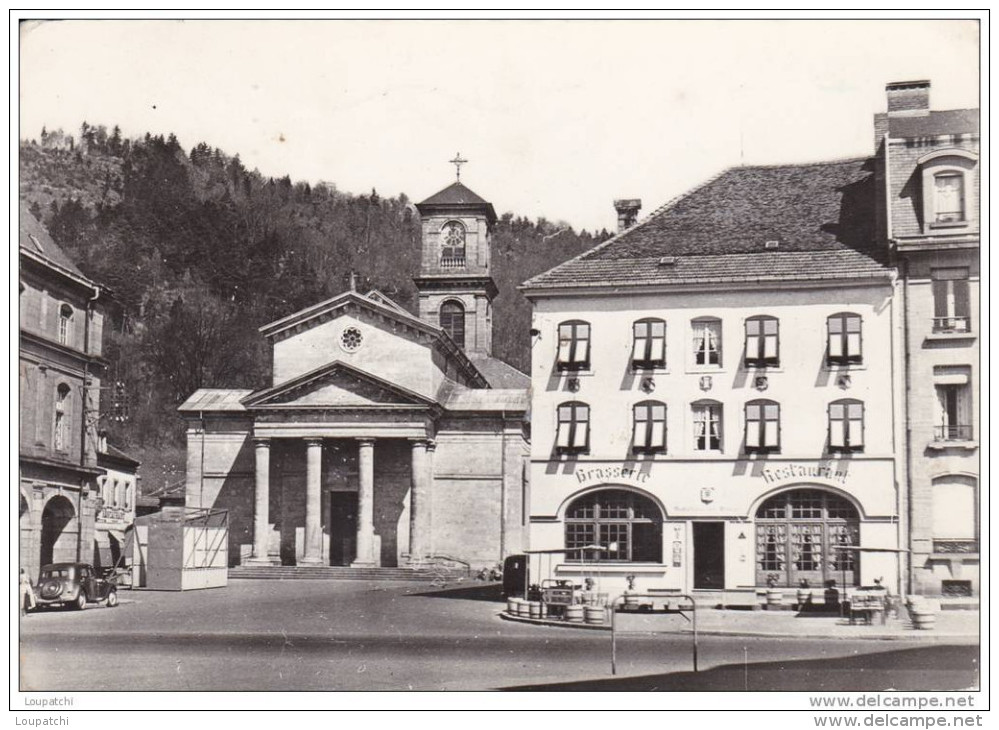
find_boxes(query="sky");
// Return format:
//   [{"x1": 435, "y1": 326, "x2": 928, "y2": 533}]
[{"x1": 18, "y1": 17, "x2": 981, "y2": 233}]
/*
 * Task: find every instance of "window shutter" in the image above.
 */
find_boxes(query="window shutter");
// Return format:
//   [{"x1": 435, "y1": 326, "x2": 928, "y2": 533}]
[
  {"x1": 633, "y1": 409, "x2": 649, "y2": 448},
  {"x1": 745, "y1": 406, "x2": 760, "y2": 448},
  {"x1": 829, "y1": 417, "x2": 845, "y2": 448},
  {"x1": 558, "y1": 332, "x2": 573, "y2": 364},
  {"x1": 650, "y1": 418, "x2": 665, "y2": 450},
  {"x1": 572, "y1": 417, "x2": 589, "y2": 449},
  {"x1": 649, "y1": 335, "x2": 665, "y2": 363},
  {"x1": 632, "y1": 333, "x2": 648, "y2": 362}
]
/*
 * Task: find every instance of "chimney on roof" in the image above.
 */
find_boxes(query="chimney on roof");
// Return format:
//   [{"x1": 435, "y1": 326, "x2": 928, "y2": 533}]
[
  {"x1": 613, "y1": 199, "x2": 641, "y2": 233},
  {"x1": 886, "y1": 80, "x2": 930, "y2": 116}
]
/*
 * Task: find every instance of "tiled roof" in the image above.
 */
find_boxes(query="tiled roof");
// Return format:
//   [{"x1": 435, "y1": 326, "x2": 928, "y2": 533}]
[
  {"x1": 468, "y1": 355, "x2": 530, "y2": 389},
  {"x1": 19, "y1": 203, "x2": 87, "y2": 277},
  {"x1": 523, "y1": 158, "x2": 891, "y2": 290},
  {"x1": 418, "y1": 181, "x2": 490, "y2": 207},
  {"x1": 889, "y1": 109, "x2": 979, "y2": 138},
  {"x1": 416, "y1": 181, "x2": 497, "y2": 223},
  {"x1": 178, "y1": 389, "x2": 254, "y2": 412}
]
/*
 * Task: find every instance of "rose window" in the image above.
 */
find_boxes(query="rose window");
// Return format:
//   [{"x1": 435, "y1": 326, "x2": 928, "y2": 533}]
[{"x1": 340, "y1": 326, "x2": 363, "y2": 352}]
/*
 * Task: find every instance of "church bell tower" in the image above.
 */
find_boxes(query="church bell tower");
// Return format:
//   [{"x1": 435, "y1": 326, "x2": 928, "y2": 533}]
[{"x1": 413, "y1": 155, "x2": 498, "y2": 357}]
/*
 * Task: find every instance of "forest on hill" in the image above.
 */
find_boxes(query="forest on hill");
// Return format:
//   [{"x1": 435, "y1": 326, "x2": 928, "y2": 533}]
[{"x1": 20, "y1": 125, "x2": 609, "y2": 489}]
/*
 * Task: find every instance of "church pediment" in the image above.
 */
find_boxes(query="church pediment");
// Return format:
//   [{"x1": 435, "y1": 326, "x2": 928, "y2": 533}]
[{"x1": 242, "y1": 361, "x2": 439, "y2": 411}]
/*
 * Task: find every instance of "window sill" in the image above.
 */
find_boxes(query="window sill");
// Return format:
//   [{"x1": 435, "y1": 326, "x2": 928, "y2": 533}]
[
  {"x1": 556, "y1": 368, "x2": 595, "y2": 377},
  {"x1": 926, "y1": 440, "x2": 978, "y2": 452},
  {"x1": 823, "y1": 362, "x2": 866, "y2": 371},
  {"x1": 686, "y1": 366, "x2": 725, "y2": 375},
  {"x1": 924, "y1": 332, "x2": 976, "y2": 344},
  {"x1": 928, "y1": 221, "x2": 971, "y2": 230},
  {"x1": 631, "y1": 367, "x2": 669, "y2": 375},
  {"x1": 743, "y1": 363, "x2": 782, "y2": 371}
]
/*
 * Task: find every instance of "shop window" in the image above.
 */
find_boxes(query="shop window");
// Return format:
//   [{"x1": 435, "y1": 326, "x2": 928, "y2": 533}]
[
  {"x1": 828, "y1": 399, "x2": 864, "y2": 452},
  {"x1": 555, "y1": 401, "x2": 589, "y2": 454},
  {"x1": 755, "y1": 489, "x2": 859, "y2": 587},
  {"x1": 931, "y1": 268, "x2": 971, "y2": 333},
  {"x1": 692, "y1": 400, "x2": 722, "y2": 452},
  {"x1": 632, "y1": 318, "x2": 666, "y2": 369},
  {"x1": 565, "y1": 489, "x2": 662, "y2": 563},
  {"x1": 557, "y1": 320, "x2": 591, "y2": 371},
  {"x1": 632, "y1": 401, "x2": 666, "y2": 453},
  {"x1": 692, "y1": 318, "x2": 721, "y2": 366},
  {"x1": 744, "y1": 316, "x2": 779, "y2": 367},
  {"x1": 745, "y1": 400, "x2": 780, "y2": 452},
  {"x1": 439, "y1": 300, "x2": 465, "y2": 349},
  {"x1": 827, "y1": 313, "x2": 863, "y2": 365}
]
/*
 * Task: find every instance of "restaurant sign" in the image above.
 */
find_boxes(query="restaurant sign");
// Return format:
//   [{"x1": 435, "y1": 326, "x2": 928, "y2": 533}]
[
  {"x1": 760, "y1": 463, "x2": 849, "y2": 486},
  {"x1": 575, "y1": 465, "x2": 650, "y2": 485}
]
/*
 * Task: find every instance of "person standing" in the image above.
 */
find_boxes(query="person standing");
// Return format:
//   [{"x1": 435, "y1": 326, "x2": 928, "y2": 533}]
[{"x1": 19, "y1": 568, "x2": 36, "y2": 616}]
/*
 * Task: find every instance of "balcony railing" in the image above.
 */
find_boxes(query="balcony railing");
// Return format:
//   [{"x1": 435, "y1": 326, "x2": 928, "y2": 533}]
[
  {"x1": 932, "y1": 539, "x2": 979, "y2": 554},
  {"x1": 439, "y1": 255, "x2": 466, "y2": 270},
  {"x1": 934, "y1": 424, "x2": 973, "y2": 442},
  {"x1": 932, "y1": 316, "x2": 971, "y2": 333}
]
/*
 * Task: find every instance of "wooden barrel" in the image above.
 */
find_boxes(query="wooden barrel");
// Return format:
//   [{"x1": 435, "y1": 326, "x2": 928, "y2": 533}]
[
  {"x1": 515, "y1": 599, "x2": 530, "y2": 617},
  {"x1": 910, "y1": 609, "x2": 937, "y2": 630},
  {"x1": 507, "y1": 597, "x2": 518, "y2": 614},
  {"x1": 528, "y1": 601, "x2": 542, "y2": 619},
  {"x1": 584, "y1": 605, "x2": 605, "y2": 625},
  {"x1": 565, "y1": 604, "x2": 584, "y2": 623}
]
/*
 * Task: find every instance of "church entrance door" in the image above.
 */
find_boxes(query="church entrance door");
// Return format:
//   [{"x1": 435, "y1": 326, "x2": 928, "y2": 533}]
[{"x1": 330, "y1": 492, "x2": 358, "y2": 566}]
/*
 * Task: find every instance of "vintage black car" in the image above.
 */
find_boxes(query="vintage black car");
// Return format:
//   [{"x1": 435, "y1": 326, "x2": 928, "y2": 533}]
[{"x1": 35, "y1": 562, "x2": 119, "y2": 610}]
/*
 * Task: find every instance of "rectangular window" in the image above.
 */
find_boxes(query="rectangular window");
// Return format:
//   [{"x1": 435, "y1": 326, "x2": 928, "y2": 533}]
[
  {"x1": 556, "y1": 403, "x2": 589, "y2": 453},
  {"x1": 827, "y1": 314, "x2": 863, "y2": 364},
  {"x1": 633, "y1": 402, "x2": 666, "y2": 453},
  {"x1": 746, "y1": 402, "x2": 780, "y2": 452},
  {"x1": 745, "y1": 317, "x2": 779, "y2": 367},
  {"x1": 693, "y1": 403, "x2": 722, "y2": 451},
  {"x1": 829, "y1": 401, "x2": 864, "y2": 451},
  {"x1": 632, "y1": 320, "x2": 666, "y2": 369},
  {"x1": 693, "y1": 320, "x2": 721, "y2": 366},
  {"x1": 557, "y1": 322, "x2": 591, "y2": 371},
  {"x1": 935, "y1": 384, "x2": 972, "y2": 441},
  {"x1": 931, "y1": 268, "x2": 971, "y2": 333},
  {"x1": 934, "y1": 173, "x2": 965, "y2": 223}
]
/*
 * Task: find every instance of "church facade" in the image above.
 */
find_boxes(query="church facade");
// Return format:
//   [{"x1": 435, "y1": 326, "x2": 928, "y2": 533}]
[{"x1": 179, "y1": 180, "x2": 530, "y2": 570}]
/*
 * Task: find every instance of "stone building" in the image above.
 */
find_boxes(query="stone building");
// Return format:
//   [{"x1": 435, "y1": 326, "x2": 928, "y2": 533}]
[
  {"x1": 875, "y1": 81, "x2": 980, "y2": 596},
  {"x1": 94, "y1": 436, "x2": 141, "y2": 575},
  {"x1": 179, "y1": 179, "x2": 530, "y2": 570},
  {"x1": 18, "y1": 205, "x2": 108, "y2": 577},
  {"x1": 521, "y1": 160, "x2": 903, "y2": 597}
]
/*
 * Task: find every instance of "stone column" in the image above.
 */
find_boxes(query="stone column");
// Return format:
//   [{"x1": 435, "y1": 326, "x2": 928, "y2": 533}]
[
  {"x1": 246, "y1": 437, "x2": 274, "y2": 564},
  {"x1": 408, "y1": 439, "x2": 431, "y2": 562},
  {"x1": 300, "y1": 438, "x2": 324, "y2": 565},
  {"x1": 352, "y1": 438, "x2": 377, "y2": 567}
]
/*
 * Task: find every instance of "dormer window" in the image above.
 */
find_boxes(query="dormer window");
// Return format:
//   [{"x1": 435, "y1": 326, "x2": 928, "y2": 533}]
[
  {"x1": 934, "y1": 173, "x2": 965, "y2": 223},
  {"x1": 917, "y1": 148, "x2": 977, "y2": 232}
]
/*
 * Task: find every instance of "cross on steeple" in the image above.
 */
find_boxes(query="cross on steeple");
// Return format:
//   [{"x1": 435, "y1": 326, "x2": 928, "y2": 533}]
[{"x1": 449, "y1": 153, "x2": 468, "y2": 182}]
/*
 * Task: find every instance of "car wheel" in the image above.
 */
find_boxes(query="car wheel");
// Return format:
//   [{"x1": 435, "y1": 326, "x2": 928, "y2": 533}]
[
  {"x1": 106, "y1": 590, "x2": 118, "y2": 608},
  {"x1": 74, "y1": 592, "x2": 87, "y2": 611}
]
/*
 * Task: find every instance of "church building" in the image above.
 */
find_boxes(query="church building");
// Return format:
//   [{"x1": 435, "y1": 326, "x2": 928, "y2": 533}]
[{"x1": 179, "y1": 174, "x2": 530, "y2": 571}]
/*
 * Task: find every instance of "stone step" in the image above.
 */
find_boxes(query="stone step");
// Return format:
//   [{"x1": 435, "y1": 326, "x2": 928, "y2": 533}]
[{"x1": 227, "y1": 565, "x2": 451, "y2": 582}]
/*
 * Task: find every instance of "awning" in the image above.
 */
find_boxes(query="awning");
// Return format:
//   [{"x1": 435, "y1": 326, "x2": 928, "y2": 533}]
[{"x1": 93, "y1": 532, "x2": 113, "y2": 569}]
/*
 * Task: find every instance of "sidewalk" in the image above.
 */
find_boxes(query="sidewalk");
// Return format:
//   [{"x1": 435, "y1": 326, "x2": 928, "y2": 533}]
[{"x1": 501, "y1": 606, "x2": 980, "y2": 641}]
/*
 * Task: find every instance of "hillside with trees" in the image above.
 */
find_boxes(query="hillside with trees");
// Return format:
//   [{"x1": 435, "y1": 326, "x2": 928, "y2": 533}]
[{"x1": 20, "y1": 125, "x2": 609, "y2": 491}]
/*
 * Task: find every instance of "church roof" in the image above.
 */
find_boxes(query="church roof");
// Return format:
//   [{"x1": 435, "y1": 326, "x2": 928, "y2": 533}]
[
  {"x1": 468, "y1": 354, "x2": 531, "y2": 389},
  {"x1": 416, "y1": 181, "x2": 497, "y2": 223},
  {"x1": 522, "y1": 157, "x2": 891, "y2": 292},
  {"x1": 178, "y1": 388, "x2": 254, "y2": 412}
]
